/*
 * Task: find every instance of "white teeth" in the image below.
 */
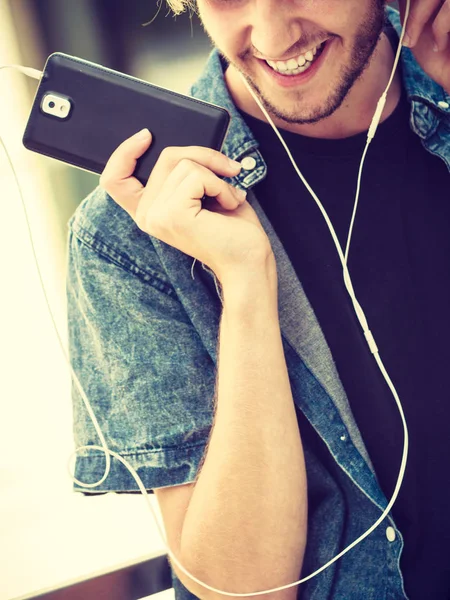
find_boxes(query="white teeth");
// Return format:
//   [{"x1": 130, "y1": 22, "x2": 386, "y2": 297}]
[
  {"x1": 265, "y1": 41, "x2": 324, "y2": 75},
  {"x1": 267, "y1": 60, "x2": 284, "y2": 72},
  {"x1": 287, "y1": 63, "x2": 313, "y2": 76}
]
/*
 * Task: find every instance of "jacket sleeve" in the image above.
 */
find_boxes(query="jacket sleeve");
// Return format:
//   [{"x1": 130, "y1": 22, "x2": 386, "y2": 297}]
[{"x1": 65, "y1": 212, "x2": 216, "y2": 494}]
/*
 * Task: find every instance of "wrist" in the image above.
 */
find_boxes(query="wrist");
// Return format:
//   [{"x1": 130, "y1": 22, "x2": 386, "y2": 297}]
[{"x1": 220, "y1": 253, "x2": 278, "y2": 312}]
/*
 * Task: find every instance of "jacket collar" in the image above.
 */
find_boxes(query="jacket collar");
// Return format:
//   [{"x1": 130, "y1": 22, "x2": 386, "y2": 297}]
[
  {"x1": 387, "y1": 6, "x2": 450, "y2": 139},
  {"x1": 189, "y1": 51, "x2": 267, "y2": 191}
]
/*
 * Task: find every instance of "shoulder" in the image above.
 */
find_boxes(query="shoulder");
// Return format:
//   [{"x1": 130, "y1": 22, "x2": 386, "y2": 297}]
[
  {"x1": 68, "y1": 185, "x2": 138, "y2": 244},
  {"x1": 67, "y1": 185, "x2": 165, "y2": 279}
]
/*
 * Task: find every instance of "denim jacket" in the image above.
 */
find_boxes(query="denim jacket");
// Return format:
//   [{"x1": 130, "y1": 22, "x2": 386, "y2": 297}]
[{"x1": 66, "y1": 7, "x2": 450, "y2": 600}]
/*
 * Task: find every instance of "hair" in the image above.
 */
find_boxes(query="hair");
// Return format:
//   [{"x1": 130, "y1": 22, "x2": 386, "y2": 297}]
[
  {"x1": 166, "y1": 0, "x2": 195, "y2": 15},
  {"x1": 166, "y1": 0, "x2": 389, "y2": 16}
]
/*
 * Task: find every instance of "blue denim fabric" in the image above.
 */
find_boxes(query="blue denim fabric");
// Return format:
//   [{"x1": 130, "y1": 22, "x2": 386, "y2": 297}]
[{"x1": 66, "y1": 7, "x2": 449, "y2": 600}]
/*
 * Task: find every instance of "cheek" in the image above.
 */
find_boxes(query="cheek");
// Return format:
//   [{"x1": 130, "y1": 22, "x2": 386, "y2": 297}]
[
  {"x1": 211, "y1": 25, "x2": 239, "y2": 47},
  {"x1": 197, "y1": 3, "x2": 249, "y2": 56},
  {"x1": 203, "y1": 21, "x2": 246, "y2": 57},
  {"x1": 198, "y1": 1, "x2": 365, "y2": 56},
  {"x1": 308, "y1": 0, "x2": 366, "y2": 37}
]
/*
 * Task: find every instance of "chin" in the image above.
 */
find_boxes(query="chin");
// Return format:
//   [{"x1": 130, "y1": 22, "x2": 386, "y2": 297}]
[{"x1": 257, "y1": 84, "x2": 338, "y2": 126}]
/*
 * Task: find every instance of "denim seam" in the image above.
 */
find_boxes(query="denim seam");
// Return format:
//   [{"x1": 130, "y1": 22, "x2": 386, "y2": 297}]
[
  {"x1": 71, "y1": 224, "x2": 177, "y2": 297},
  {"x1": 77, "y1": 440, "x2": 208, "y2": 458}
]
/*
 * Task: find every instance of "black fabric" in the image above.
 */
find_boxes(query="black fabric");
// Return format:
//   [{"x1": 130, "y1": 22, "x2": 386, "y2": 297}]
[{"x1": 240, "y1": 25, "x2": 450, "y2": 600}]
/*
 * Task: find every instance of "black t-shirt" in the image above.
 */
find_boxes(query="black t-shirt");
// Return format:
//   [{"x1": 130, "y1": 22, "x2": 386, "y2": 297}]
[{"x1": 240, "y1": 25, "x2": 450, "y2": 600}]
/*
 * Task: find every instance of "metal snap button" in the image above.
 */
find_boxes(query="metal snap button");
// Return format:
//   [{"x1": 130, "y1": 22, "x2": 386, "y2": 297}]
[
  {"x1": 386, "y1": 526, "x2": 396, "y2": 542},
  {"x1": 438, "y1": 100, "x2": 449, "y2": 109},
  {"x1": 241, "y1": 156, "x2": 257, "y2": 170}
]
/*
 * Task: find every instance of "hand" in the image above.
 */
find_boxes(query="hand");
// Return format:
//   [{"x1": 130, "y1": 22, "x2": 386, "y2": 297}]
[
  {"x1": 394, "y1": 0, "x2": 450, "y2": 93},
  {"x1": 99, "y1": 129, "x2": 273, "y2": 284}
]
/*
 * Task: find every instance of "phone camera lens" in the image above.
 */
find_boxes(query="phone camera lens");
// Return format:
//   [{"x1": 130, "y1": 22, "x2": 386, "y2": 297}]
[{"x1": 48, "y1": 101, "x2": 55, "y2": 109}]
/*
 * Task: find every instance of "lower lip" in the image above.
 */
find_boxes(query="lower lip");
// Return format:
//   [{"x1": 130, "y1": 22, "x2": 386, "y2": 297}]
[{"x1": 260, "y1": 38, "x2": 333, "y2": 88}]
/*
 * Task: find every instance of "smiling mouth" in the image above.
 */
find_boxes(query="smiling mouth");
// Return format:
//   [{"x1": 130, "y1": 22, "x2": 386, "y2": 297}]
[{"x1": 263, "y1": 40, "x2": 328, "y2": 76}]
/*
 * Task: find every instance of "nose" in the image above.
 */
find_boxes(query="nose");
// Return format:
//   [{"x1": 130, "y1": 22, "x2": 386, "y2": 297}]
[{"x1": 250, "y1": 0, "x2": 303, "y2": 59}]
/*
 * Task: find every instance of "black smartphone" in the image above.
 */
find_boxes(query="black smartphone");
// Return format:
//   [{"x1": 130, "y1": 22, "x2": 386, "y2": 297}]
[{"x1": 22, "y1": 52, "x2": 231, "y2": 185}]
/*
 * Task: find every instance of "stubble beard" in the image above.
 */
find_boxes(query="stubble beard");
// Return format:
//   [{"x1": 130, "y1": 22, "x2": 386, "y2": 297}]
[{"x1": 225, "y1": 2, "x2": 387, "y2": 125}]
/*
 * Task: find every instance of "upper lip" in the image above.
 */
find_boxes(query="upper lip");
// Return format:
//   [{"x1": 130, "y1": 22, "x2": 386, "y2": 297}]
[{"x1": 257, "y1": 39, "x2": 327, "y2": 62}]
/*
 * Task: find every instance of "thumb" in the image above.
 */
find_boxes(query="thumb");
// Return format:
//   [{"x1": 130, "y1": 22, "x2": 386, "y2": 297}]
[{"x1": 99, "y1": 128, "x2": 152, "y2": 219}]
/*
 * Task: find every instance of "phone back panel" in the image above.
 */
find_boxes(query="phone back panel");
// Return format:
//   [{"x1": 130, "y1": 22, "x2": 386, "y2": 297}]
[{"x1": 23, "y1": 53, "x2": 230, "y2": 185}]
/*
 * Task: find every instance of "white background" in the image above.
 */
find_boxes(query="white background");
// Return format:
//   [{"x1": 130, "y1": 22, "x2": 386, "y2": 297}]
[{"x1": 0, "y1": 1, "x2": 208, "y2": 598}]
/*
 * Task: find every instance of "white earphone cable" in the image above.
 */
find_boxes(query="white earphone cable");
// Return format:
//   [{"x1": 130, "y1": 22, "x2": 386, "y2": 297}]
[
  {"x1": 1, "y1": 4, "x2": 410, "y2": 594},
  {"x1": 238, "y1": 0, "x2": 410, "y2": 582}
]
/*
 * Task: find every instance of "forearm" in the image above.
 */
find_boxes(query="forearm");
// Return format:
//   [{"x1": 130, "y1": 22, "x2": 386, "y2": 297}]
[{"x1": 180, "y1": 256, "x2": 308, "y2": 600}]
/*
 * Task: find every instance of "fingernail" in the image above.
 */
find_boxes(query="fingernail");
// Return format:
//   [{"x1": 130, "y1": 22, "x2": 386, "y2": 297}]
[
  {"x1": 433, "y1": 42, "x2": 440, "y2": 53},
  {"x1": 135, "y1": 128, "x2": 151, "y2": 140},
  {"x1": 228, "y1": 158, "x2": 242, "y2": 171},
  {"x1": 403, "y1": 33, "x2": 412, "y2": 47}
]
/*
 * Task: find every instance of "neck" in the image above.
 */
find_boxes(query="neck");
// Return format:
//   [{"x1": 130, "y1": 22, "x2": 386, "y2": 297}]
[{"x1": 225, "y1": 32, "x2": 402, "y2": 140}]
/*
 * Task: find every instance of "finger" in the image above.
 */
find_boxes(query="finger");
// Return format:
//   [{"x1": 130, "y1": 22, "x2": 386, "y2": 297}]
[
  {"x1": 153, "y1": 145, "x2": 242, "y2": 184},
  {"x1": 163, "y1": 161, "x2": 245, "y2": 211},
  {"x1": 99, "y1": 128, "x2": 152, "y2": 219},
  {"x1": 402, "y1": 0, "x2": 443, "y2": 47},
  {"x1": 140, "y1": 165, "x2": 242, "y2": 237},
  {"x1": 431, "y1": 0, "x2": 450, "y2": 51},
  {"x1": 397, "y1": 0, "x2": 414, "y2": 45},
  {"x1": 153, "y1": 158, "x2": 241, "y2": 207}
]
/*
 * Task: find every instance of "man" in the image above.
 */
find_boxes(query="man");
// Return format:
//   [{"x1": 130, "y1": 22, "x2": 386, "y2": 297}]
[{"x1": 66, "y1": 1, "x2": 450, "y2": 599}]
